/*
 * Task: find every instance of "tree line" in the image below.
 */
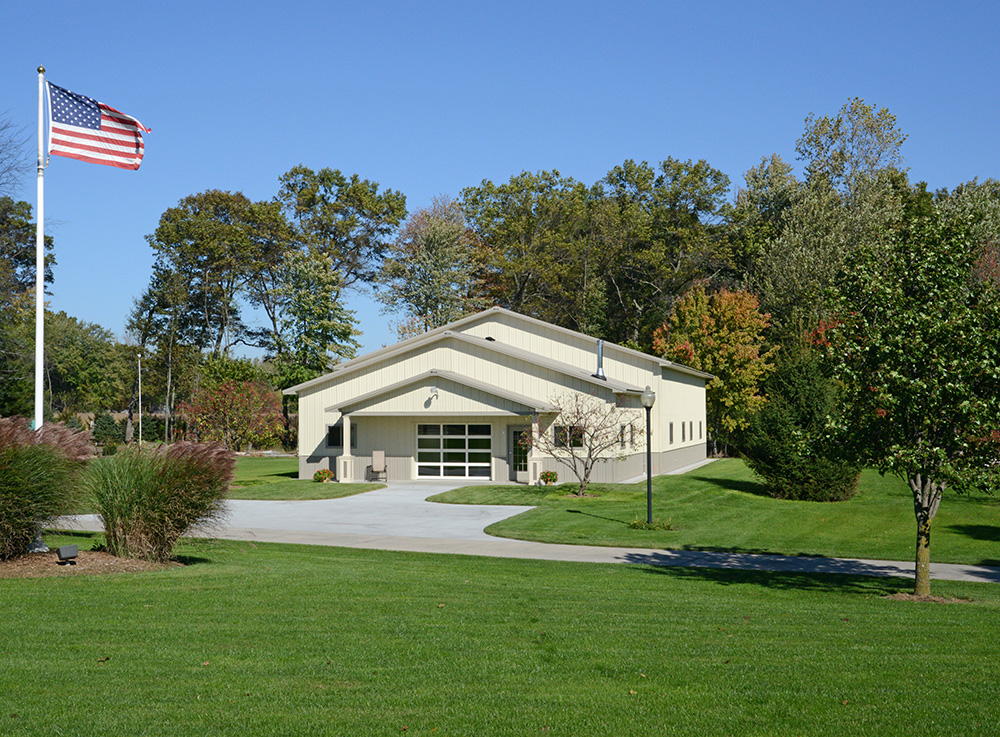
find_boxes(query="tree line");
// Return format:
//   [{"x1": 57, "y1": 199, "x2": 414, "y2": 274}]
[
  {"x1": 2, "y1": 98, "x2": 997, "y2": 438},
  {"x1": 1, "y1": 96, "x2": 998, "y2": 594}
]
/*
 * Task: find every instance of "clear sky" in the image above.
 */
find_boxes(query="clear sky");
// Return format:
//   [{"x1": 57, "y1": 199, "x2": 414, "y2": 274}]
[{"x1": 2, "y1": 1, "x2": 998, "y2": 355}]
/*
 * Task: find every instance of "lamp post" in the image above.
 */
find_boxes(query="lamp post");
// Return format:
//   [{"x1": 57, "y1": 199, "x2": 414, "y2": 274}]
[
  {"x1": 640, "y1": 385, "x2": 656, "y2": 524},
  {"x1": 137, "y1": 353, "x2": 142, "y2": 447}
]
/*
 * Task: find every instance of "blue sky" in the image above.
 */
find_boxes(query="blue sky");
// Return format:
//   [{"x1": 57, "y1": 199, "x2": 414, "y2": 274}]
[{"x1": 2, "y1": 1, "x2": 999, "y2": 355}]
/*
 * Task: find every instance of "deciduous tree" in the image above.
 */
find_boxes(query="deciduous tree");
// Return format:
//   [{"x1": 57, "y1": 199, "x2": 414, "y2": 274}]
[
  {"x1": 827, "y1": 212, "x2": 1000, "y2": 596},
  {"x1": 277, "y1": 165, "x2": 406, "y2": 289},
  {"x1": 596, "y1": 158, "x2": 732, "y2": 347},
  {"x1": 0, "y1": 115, "x2": 28, "y2": 198},
  {"x1": 378, "y1": 196, "x2": 482, "y2": 336},
  {"x1": 749, "y1": 99, "x2": 909, "y2": 340},
  {"x1": 179, "y1": 380, "x2": 283, "y2": 452},
  {"x1": 527, "y1": 392, "x2": 642, "y2": 496},
  {"x1": 652, "y1": 282, "x2": 777, "y2": 455},
  {"x1": 145, "y1": 190, "x2": 258, "y2": 354},
  {"x1": 462, "y1": 170, "x2": 594, "y2": 330}
]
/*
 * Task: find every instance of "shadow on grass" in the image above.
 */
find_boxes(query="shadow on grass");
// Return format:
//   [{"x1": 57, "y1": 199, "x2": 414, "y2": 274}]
[
  {"x1": 626, "y1": 561, "x2": 915, "y2": 596},
  {"x1": 948, "y1": 524, "x2": 1000, "y2": 542},
  {"x1": 685, "y1": 474, "x2": 769, "y2": 497},
  {"x1": 48, "y1": 529, "x2": 98, "y2": 541},
  {"x1": 172, "y1": 555, "x2": 212, "y2": 566},
  {"x1": 567, "y1": 509, "x2": 630, "y2": 526}
]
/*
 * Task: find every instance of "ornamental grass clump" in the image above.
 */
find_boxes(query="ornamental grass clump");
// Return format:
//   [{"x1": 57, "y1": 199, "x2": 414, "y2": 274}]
[
  {"x1": 85, "y1": 442, "x2": 234, "y2": 561},
  {"x1": 0, "y1": 416, "x2": 94, "y2": 560}
]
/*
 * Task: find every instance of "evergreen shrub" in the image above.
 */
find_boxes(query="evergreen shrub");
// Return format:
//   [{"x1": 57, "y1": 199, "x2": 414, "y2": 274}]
[
  {"x1": 740, "y1": 347, "x2": 861, "y2": 502},
  {"x1": 91, "y1": 412, "x2": 122, "y2": 445}
]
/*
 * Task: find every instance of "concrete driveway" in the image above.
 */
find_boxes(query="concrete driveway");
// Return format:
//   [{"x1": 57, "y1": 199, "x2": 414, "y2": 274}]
[
  {"x1": 222, "y1": 481, "x2": 533, "y2": 540},
  {"x1": 52, "y1": 465, "x2": 1000, "y2": 584},
  {"x1": 63, "y1": 481, "x2": 533, "y2": 543}
]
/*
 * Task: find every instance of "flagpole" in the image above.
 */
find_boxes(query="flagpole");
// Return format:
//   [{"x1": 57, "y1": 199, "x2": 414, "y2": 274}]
[{"x1": 34, "y1": 66, "x2": 46, "y2": 431}]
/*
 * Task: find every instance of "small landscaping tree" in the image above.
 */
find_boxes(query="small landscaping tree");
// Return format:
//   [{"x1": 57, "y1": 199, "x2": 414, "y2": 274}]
[
  {"x1": 527, "y1": 392, "x2": 641, "y2": 496},
  {"x1": 827, "y1": 213, "x2": 1000, "y2": 596},
  {"x1": 179, "y1": 380, "x2": 283, "y2": 451},
  {"x1": 91, "y1": 411, "x2": 122, "y2": 446}
]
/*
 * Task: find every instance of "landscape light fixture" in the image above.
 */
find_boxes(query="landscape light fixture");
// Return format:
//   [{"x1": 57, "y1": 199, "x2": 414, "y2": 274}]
[
  {"x1": 640, "y1": 386, "x2": 656, "y2": 524},
  {"x1": 56, "y1": 545, "x2": 78, "y2": 565}
]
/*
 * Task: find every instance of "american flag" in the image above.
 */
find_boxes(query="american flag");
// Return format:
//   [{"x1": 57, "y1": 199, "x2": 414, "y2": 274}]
[{"x1": 47, "y1": 82, "x2": 148, "y2": 170}]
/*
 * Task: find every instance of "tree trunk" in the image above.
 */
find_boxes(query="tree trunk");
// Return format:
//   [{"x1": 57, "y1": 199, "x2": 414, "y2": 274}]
[
  {"x1": 910, "y1": 473, "x2": 944, "y2": 597},
  {"x1": 125, "y1": 379, "x2": 138, "y2": 444},
  {"x1": 914, "y1": 515, "x2": 932, "y2": 597},
  {"x1": 163, "y1": 339, "x2": 173, "y2": 443}
]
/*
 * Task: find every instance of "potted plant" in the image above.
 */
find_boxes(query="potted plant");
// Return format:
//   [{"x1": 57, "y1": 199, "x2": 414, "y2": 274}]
[
  {"x1": 313, "y1": 468, "x2": 335, "y2": 483},
  {"x1": 539, "y1": 470, "x2": 558, "y2": 486}
]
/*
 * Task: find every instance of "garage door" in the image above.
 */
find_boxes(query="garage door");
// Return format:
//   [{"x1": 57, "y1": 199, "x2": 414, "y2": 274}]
[{"x1": 416, "y1": 423, "x2": 492, "y2": 478}]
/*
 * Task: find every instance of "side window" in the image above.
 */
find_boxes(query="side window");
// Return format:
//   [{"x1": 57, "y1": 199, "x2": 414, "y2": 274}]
[
  {"x1": 669, "y1": 422, "x2": 674, "y2": 444},
  {"x1": 326, "y1": 422, "x2": 358, "y2": 449},
  {"x1": 554, "y1": 425, "x2": 583, "y2": 448}
]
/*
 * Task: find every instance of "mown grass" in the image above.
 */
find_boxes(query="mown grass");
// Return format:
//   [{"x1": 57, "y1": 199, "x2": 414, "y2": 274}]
[
  {"x1": 431, "y1": 459, "x2": 1000, "y2": 566},
  {"x1": 2, "y1": 532, "x2": 998, "y2": 736},
  {"x1": 227, "y1": 456, "x2": 383, "y2": 500}
]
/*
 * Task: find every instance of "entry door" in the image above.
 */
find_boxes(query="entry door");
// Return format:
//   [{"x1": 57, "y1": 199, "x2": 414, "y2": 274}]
[{"x1": 508, "y1": 428, "x2": 529, "y2": 483}]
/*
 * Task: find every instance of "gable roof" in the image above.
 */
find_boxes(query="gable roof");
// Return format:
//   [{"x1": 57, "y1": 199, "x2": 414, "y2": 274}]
[
  {"x1": 330, "y1": 369, "x2": 559, "y2": 415},
  {"x1": 284, "y1": 307, "x2": 711, "y2": 395}
]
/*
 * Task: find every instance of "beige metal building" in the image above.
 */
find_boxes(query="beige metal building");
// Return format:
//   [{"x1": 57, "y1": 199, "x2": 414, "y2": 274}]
[{"x1": 285, "y1": 307, "x2": 710, "y2": 483}]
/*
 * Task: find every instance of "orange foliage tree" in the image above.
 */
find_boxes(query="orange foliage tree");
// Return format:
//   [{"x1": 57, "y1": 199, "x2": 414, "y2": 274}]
[{"x1": 652, "y1": 282, "x2": 777, "y2": 454}]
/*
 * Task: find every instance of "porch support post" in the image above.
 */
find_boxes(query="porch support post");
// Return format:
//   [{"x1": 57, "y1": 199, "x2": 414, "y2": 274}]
[
  {"x1": 340, "y1": 414, "x2": 353, "y2": 482},
  {"x1": 529, "y1": 412, "x2": 540, "y2": 484}
]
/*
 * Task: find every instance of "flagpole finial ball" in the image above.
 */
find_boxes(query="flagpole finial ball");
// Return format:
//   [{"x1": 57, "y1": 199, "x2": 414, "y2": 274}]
[{"x1": 38, "y1": 66, "x2": 45, "y2": 74}]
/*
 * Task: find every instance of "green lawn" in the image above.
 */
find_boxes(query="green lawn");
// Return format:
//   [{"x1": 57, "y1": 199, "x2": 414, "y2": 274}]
[
  {"x1": 431, "y1": 460, "x2": 1000, "y2": 566},
  {"x1": 227, "y1": 456, "x2": 383, "y2": 500},
  {"x1": 2, "y1": 532, "x2": 998, "y2": 736}
]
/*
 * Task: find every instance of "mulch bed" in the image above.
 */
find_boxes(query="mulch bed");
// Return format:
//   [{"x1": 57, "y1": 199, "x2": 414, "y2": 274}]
[
  {"x1": 0, "y1": 550, "x2": 179, "y2": 579},
  {"x1": 884, "y1": 592, "x2": 970, "y2": 604}
]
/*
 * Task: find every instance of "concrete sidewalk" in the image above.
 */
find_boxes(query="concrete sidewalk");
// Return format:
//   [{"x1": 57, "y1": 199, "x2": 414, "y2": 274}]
[{"x1": 56, "y1": 517, "x2": 1000, "y2": 585}]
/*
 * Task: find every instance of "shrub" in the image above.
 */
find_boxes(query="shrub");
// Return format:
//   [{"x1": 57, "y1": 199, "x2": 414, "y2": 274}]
[
  {"x1": 629, "y1": 517, "x2": 675, "y2": 531},
  {"x1": 313, "y1": 468, "x2": 335, "y2": 483},
  {"x1": 139, "y1": 415, "x2": 166, "y2": 443},
  {"x1": 740, "y1": 346, "x2": 861, "y2": 502},
  {"x1": 0, "y1": 417, "x2": 94, "y2": 559},
  {"x1": 539, "y1": 470, "x2": 558, "y2": 484},
  {"x1": 91, "y1": 412, "x2": 122, "y2": 445},
  {"x1": 84, "y1": 442, "x2": 235, "y2": 561}
]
